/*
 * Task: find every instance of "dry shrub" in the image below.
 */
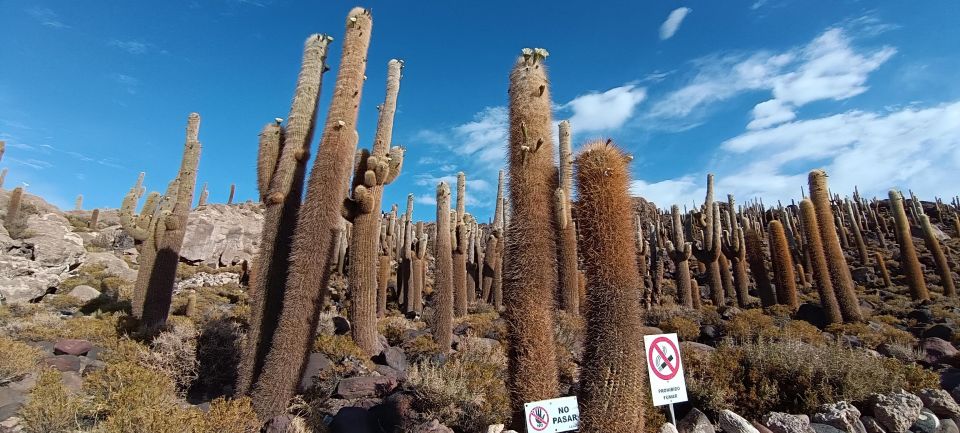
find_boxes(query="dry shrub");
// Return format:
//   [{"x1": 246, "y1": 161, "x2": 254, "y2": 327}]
[
  {"x1": 314, "y1": 334, "x2": 369, "y2": 362},
  {"x1": 379, "y1": 315, "x2": 418, "y2": 347},
  {"x1": 684, "y1": 337, "x2": 939, "y2": 418},
  {"x1": 0, "y1": 335, "x2": 42, "y2": 384},
  {"x1": 455, "y1": 311, "x2": 503, "y2": 339},
  {"x1": 658, "y1": 316, "x2": 700, "y2": 341},
  {"x1": 402, "y1": 334, "x2": 443, "y2": 364},
  {"x1": 194, "y1": 318, "x2": 244, "y2": 397},
  {"x1": 85, "y1": 360, "x2": 195, "y2": 432},
  {"x1": 826, "y1": 321, "x2": 916, "y2": 349},
  {"x1": 10, "y1": 312, "x2": 123, "y2": 349},
  {"x1": 19, "y1": 369, "x2": 84, "y2": 433},
  {"x1": 194, "y1": 397, "x2": 261, "y2": 433},
  {"x1": 724, "y1": 309, "x2": 778, "y2": 343},
  {"x1": 407, "y1": 337, "x2": 509, "y2": 432},
  {"x1": 138, "y1": 318, "x2": 199, "y2": 396}
]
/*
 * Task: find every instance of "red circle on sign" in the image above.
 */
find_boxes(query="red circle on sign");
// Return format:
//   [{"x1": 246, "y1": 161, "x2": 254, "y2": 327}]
[
  {"x1": 528, "y1": 406, "x2": 549, "y2": 431},
  {"x1": 647, "y1": 336, "x2": 681, "y2": 381}
]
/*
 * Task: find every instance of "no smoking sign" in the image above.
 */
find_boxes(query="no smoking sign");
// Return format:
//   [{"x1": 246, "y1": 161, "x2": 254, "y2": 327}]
[{"x1": 643, "y1": 333, "x2": 688, "y2": 406}]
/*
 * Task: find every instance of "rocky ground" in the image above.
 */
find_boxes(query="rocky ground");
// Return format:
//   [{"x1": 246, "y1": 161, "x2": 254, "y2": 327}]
[{"x1": 1, "y1": 188, "x2": 960, "y2": 433}]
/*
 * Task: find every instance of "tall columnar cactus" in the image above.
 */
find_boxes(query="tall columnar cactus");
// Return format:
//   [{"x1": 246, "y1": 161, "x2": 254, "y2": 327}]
[
  {"x1": 920, "y1": 214, "x2": 956, "y2": 296},
  {"x1": 556, "y1": 120, "x2": 580, "y2": 315},
  {"x1": 845, "y1": 198, "x2": 869, "y2": 265},
  {"x1": 89, "y1": 209, "x2": 100, "y2": 230},
  {"x1": 377, "y1": 212, "x2": 396, "y2": 317},
  {"x1": 410, "y1": 221, "x2": 427, "y2": 315},
  {"x1": 398, "y1": 194, "x2": 414, "y2": 310},
  {"x1": 0, "y1": 168, "x2": 7, "y2": 189},
  {"x1": 635, "y1": 216, "x2": 651, "y2": 305},
  {"x1": 889, "y1": 189, "x2": 929, "y2": 300},
  {"x1": 874, "y1": 251, "x2": 892, "y2": 288},
  {"x1": 799, "y1": 199, "x2": 843, "y2": 325},
  {"x1": 345, "y1": 58, "x2": 405, "y2": 355},
  {"x1": 691, "y1": 175, "x2": 724, "y2": 306},
  {"x1": 666, "y1": 205, "x2": 693, "y2": 307},
  {"x1": 452, "y1": 171, "x2": 469, "y2": 317},
  {"x1": 768, "y1": 220, "x2": 798, "y2": 310},
  {"x1": 74, "y1": 194, "x2": 83, "y2": 211},
  {"x1": 250, "y1": 8, "x2": 372, "y2": 420},
  {"x1": 5, "y1": 186, "x2": 23, "y2": 229},
  {"x1": 227, "y1": 183, "x2": 236, "y2": 205},
  {"x1": 135, "y1": 113, "x2": 202, "y2": 330},
  {"x1": 197, "y1": 183, "x2": 208, "y2": 207},
  {"x1": 504, "y1": 47, "x2": 559, "y2": 425},
  {"x1": 237, "y1": 34, "x2": 332, "y2": 397},
  {"x1": 808, "y1": 170, "x2": 862, "y2": 321},
  {"x1": 0, "y1": 140, "x2": 4, "y2": 163},
  {"x1": 433, "y1": 182, "x2": 454, "y2": 352},
  {"x1": 722, "y1": 194, "x2": 749, "y2": 307},
  {"x1": 649, "y1": 221, "x2": 666, "y2": 305},
  {"x1": 574, "y1": 140, "x2": 647, "y2": 433},
  {"x1": 744, "y1": 222, "x2": 776, "y2": 307},
  {"x1": 482, "y1": 170, "x2": 505, "y2": 304}
]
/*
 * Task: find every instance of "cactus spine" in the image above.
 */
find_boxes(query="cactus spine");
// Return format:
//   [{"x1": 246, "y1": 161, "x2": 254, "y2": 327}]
[
  {"x1": 809, "y1": 170, "x2": 862, "y2": 321},
  {"x1": 889, "y1": 189, "x2": 928, "y2": 301},
  {"x1": 920, "y1": 214, "x2": 955, "y2": 296},
  {"x1": 667, "y1": 205, "x2": 693, "y2": 307},
  {"x1": 504, "y1": 47, "x2": 560, "y2": 426},
  {"x1": 345, "y1": 58, "x2": 405, "y2": 355},
  {"x1": 433, "y1": 182, "x2": 454, "y2": 351},
  {"x1": 556, "y1": 120, "x2": 580, "y2": 315},
  {"x1": 799, "y1": 199, "x2": 843, "y2": 325},
  {"x1": 768, "y1": 220, "x2": 798, "y2": 310},
  {"x1": 237, "y1": 34, "x2": 331, "y2": 397},
  {"x1": 250, "y1": 8, "x2": 372, "y2": 420},
  {"x1": 574, "y1": 140, "x2": 646, "y2": 433},
  {"x1": 135, "y1": 113, "x2": 201, "y2": 330},
  {"x1": 452, "y1": 171, "x2": 468, "y2": 316}
]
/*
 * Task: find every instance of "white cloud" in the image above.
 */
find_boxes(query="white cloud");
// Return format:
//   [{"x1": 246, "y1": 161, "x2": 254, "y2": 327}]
[
  {"x1": 634, "y1": 101, "x2": 960, "y2": 207},
  {"x1": 564, "y1": 85, "x2": 647, "y2": 132},
  {"x1": 650, "y1": 25, "x2": 895, "y2": 129},
  {"x1": 113, "y1": 74, "x2": 140, "y2": 94},
  {"x1": 27, "y1": 7, "x2": 69, "y2": 28},
  {"x1": 109, "y1": 40, "x2": 150, "y2": 54},
  {"x1": 414, "y1": 194, "x2": 436, "y2": 206},
  {"x1": 659, "y1": 7, "x2": 692, "y2": 40},
  {"x1": 451, "y1": 106, "x2": 508, "y2": 163}
]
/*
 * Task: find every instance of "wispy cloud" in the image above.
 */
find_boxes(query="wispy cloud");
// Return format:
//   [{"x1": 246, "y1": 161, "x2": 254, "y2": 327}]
[
  {"x1": 109, "y1": 39, "x2": 151, "y2": 55},
  {"x1": 9, "y1": 157, "x2": 54, "y2": 170},
  {"x1": 649, "y1": 24, "x2": 895, "y2": 130},
  {"x1": 27, "y1": 7, "x2": 69, "y2": 29},
  {"x1": 659, "y1": 7, "x2": 692, "y2": 40},
  {"x1": 112, "y1": 74, "x2": 140, "y2": 94}
]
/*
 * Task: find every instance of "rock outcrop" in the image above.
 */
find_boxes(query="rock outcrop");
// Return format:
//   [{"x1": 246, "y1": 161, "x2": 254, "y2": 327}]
[{"x1": 180, "y1": 203, "x2": 263, "y2": 267}]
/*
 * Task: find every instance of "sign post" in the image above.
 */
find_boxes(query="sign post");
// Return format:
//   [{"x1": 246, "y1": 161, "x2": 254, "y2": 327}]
[
  {"x1": 644, "y1": 333, "x2": 688, "y2": 426},
  {"x1": 523, "y1": 396, "x2": 580, "y2": 433}
]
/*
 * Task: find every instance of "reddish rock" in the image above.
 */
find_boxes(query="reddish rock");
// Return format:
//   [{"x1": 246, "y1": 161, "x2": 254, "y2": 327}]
[
  {"x1": 53, "y1": 339, "x2": 93, "y2": 356},
  {"x1": 335, "y1": 376, "x2": 397, "y2": 399},
  {"x1": 43, "y1": 355, "x2": 81, "y2": 372}
]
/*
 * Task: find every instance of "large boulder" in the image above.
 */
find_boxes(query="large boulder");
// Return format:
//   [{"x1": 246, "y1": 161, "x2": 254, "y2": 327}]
[
  {"x1": 0, "y1": 216, "x2": 84, "y2": 302},
  {"x1": 83, "y1": 251, "x2": 137, "y2": 282},
  {"x1": 180, "y1": 204, "x2": 262, "y2": 267},
  {"x1": 763, "y1": 413, "x2": 814, "y2": 433},
  {"x1": 678, "y1": 408, "x2": 716, "y2": 433},
  {"x1": 22, "y1": 213, "x2": 85, "y2": 267},
  {"x1": 869, "y1": 390, "x2": 923, "y2": 433},
  {"x1": 813, "y1": 401, "x2": 865, "y2": 433},
  {"x1": 719, "y1": 410, "x2": 759, "y2": 433},
  {"x1": 917, "y1": 389, "x2": 960, "y2": 418}
]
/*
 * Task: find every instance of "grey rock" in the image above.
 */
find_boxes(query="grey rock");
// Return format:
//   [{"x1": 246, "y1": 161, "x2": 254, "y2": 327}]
[
  {"x1": 0, "y1": 387, "x2": 27, "y2": 421},
  {"x1": 23, "y1": 213, "x2": 85, "y2": 268},
  {"x1": 911, "y1": 409, "x2": 939, "y2": 433},
  {"x1": 661, "y1": 423, "x2": 679, "y2": 433},
  {"x1": 180, "y1": 203, "x2": 263, "y2": 267},
  {"x1": 861, "y1": 416, "x2": 887, "y2": 433},
  {"x1": 335, "y1": 376, "x2": 397, "y2": 399},
  {"x1": 176, "y1": 272, "x2": 239, "y2": 290},
  {"x1": 83, "y1": 251, "x2": 137, "y2": 282},
  {"x1": 763, "y1": 412, "x2": 814, "y2": 433},
  {"x1": 379, "y1": 346, "x2": 409, "y2": 372},
  {"x1": 678, "y1": 408, "x2": 716, "y2": 433},
  {"x1": 719, "y1": 410, "x2": 759, "y2": 433},
  {"x1": 937, "y1": 419, "x2": 959, "y2": 433},
  {"x1": 414, "y1": 419, "x2": 454, "y2": 432},
  {"x1": 814, "y1": 401, "x2": 866, "y2": 433},
  {"x1": 919, "y1": 338, "x2": 958, "y2": 365},
  {"x1": 66, "y1": 284, "x2": 100, "y2": 301},
  {"x1": 810, "y1": 424, "x2": 844, "y2": 433},
  {"x1": 871, "y1": 390, "x2": 923, "y2": 433},
  {"x1": 298, "y1": 353, "x2": 334, "y2": 392},
  {"x1": 918, "y1": 389, "x2": 960, "y2": 418}
]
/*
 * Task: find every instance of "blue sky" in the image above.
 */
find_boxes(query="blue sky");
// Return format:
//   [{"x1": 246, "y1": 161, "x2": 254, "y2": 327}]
[{"x1": 2, "y1": 1, "x2": 959, "y2": 221}]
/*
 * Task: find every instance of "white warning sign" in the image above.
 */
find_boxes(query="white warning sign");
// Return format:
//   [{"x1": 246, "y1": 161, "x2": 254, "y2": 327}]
[
  {"x1": 523, "y1": 395, "x2": 579, "y2": 433},
  {"x1": 644, "y1": 333, "x2": 688, "y2": 406}
]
